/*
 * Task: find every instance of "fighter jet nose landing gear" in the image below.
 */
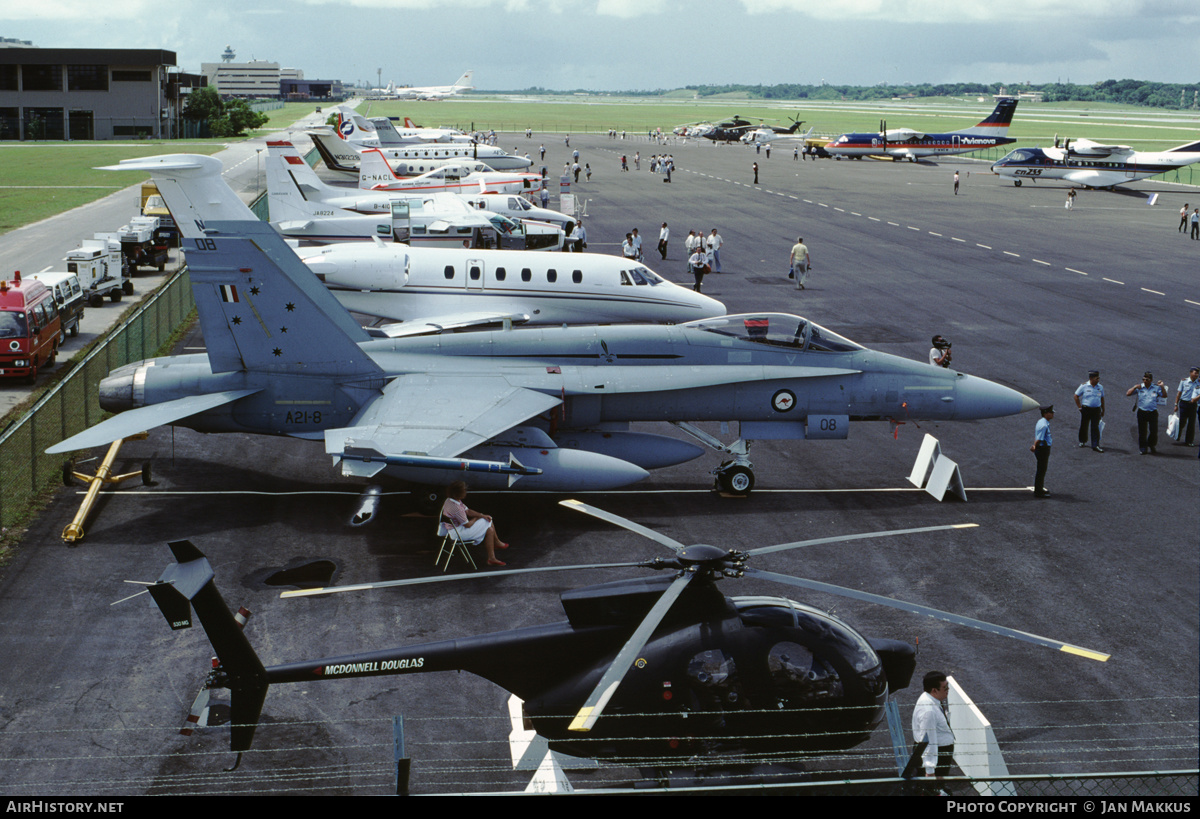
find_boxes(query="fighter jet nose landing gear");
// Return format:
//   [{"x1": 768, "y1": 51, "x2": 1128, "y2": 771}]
[
  {"x1": 714, "y1": 461, "x2": 755, "y2": 496},
  {"x1": 670, "y1": 422, "x2": 757, "y2": 497}
]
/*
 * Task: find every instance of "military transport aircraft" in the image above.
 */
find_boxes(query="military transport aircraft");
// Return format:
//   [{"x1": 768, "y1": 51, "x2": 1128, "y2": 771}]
[
  {"x1": 47, "y1": 193, "x2": 1036, "y2": 501},
  {"x1": 990, "y1": 137, "x2": 1200, "y2": 188},
  {"x1": 825, "y1": 99, "x2": 1018, "y2": 161}
]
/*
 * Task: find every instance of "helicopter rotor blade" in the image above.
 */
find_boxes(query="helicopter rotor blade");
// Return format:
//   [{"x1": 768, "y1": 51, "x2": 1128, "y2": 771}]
[
  {"x1": 747, "y1": 523, "x2": 978, "y2": 558},
  {"x1": 569, "y1": 571, "x2": 695, "y2": 733},
  {"x1": 280, "y1": 560, "x2": 659, "y2": 599},
  {"x1": 559, "y1": 499, "x2": 688, "y2": 554},
  {"x1": 741, "y1": 567, "x2": 1110, "y2": 662}
]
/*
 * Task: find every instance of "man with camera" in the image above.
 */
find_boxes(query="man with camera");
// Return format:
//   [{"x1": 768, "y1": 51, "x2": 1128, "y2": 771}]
[{"x1": 929, "y1": 335, "x2": 952, "y2": 368}]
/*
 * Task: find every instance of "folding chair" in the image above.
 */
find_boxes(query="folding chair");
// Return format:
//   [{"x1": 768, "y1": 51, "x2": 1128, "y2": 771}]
[{"x1": 435, "y1": 518, "x2": 479, "y2": 572}]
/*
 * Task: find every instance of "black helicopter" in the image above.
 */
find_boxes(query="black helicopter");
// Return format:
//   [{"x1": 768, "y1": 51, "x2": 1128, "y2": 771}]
[
  {"x1": 147, "y1": 501, "x2": 1109, "y2": 764},
  {"x1": 700, "y1": 115, "x2": 756, "y2": 142}
]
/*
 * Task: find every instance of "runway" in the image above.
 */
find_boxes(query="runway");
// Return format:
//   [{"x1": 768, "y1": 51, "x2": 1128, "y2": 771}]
[{"x1": 0, "y1": 128, "x2": 1195, "y2": 795}]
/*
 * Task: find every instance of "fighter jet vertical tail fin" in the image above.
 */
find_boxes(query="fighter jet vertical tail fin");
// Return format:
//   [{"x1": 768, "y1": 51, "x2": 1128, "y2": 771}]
[
  {"x1": 150, "y1": 541, "x2": 269, "y2": 753},
  {"x1": 97, "y1": 155, "x2": 256, "y2": 243},
  {"x1": 185, "y1": 219, "x2": 383, "y2": 376},
  {"x1": 957, "y1": 98, "x2": 1018, "y2": 136}
]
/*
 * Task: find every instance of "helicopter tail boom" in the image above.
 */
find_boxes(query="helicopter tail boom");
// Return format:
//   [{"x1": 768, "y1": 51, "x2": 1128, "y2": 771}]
[{"x1": 150, "y1": 541, "x2": 269, "y2": 753}]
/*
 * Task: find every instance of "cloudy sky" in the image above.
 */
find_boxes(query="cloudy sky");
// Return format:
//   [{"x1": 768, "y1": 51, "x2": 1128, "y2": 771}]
[{"x1": 3, "y1": 0, "x2": 1197, "y2": 90}]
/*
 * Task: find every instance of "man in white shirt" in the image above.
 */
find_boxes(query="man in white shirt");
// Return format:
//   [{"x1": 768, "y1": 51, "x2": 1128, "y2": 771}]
[
  {"x1": 789, "y1": 237, "x2": 811, "y2": 289},
  {"x1": 706, "y1": 228, "x2": 724, "y2": 272},
  {"x1": 911, "y1": 671, "x2": 955, "y2": 791},
  {"x1": 658, "y1": 223, "x2": 670, "y2": 260}
]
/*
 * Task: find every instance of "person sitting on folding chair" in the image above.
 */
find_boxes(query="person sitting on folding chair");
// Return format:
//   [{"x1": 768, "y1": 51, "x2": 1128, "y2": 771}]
[{"x1": 441, "y1": 481, "x2": 509, "y2": 567}]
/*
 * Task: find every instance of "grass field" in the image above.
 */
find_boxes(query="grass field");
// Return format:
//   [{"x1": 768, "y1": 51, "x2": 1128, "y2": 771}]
[
  {"x1": 363, "y1": 94, "x2": 1200, "y2": 149},
  {"x1": 0, "y1": 143, "x2": 228, "y2": 235}
]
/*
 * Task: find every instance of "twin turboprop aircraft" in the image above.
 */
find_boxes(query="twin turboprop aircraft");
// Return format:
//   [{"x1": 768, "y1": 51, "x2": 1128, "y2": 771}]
[
  {"x1": 990, "y1": 137, "x2": 1200, "y2": 188},
  {"x1": 48, "y1": 172, "x2": 1036, "y2": 497},
  {"x1": 825, "y1": 99, "x2": 1018, "y2": 161}
]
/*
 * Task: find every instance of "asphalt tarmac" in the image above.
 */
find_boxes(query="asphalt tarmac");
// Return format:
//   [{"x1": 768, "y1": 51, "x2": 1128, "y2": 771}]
[{"x1": 0, "y1": 129, "x2": 1196, "y2": 796}]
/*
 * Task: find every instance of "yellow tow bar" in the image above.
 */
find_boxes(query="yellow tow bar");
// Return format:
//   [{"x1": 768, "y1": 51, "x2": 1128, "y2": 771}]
[{"x1": 62, "y1": 435, "x2": 151, "y2": 544}]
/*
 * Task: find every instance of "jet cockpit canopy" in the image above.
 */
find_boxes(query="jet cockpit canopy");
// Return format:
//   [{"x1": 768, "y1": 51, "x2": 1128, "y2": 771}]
[{"x1": 685, "y1": 313, "x2": 863, "y2": 352}]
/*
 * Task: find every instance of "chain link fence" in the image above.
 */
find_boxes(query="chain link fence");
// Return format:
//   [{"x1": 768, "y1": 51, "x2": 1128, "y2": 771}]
[{"x1": 0, "y1": 270, "x2": 194, "y2": 531}]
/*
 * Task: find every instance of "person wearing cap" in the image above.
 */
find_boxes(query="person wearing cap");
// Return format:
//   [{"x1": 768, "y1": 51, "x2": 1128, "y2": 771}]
[
  {"x1": 1030, "y1": 405, "x2": 1054, "y2": 498},
  {"x1": 1074, "y1": 370, "x2": 1105, "y2": 452},
  {"x1": 1126, "y1": 372, "x2": 1168, "y2": 454},
  {"x1": 1175, "y1": 367, "x2": 1200, "y2": 446}
]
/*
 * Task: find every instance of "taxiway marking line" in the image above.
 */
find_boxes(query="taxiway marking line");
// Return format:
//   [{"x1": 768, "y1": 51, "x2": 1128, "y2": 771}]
[
  {"x1": 697, "y1": 164, "x2": 1195, "y2": 309},
  {"x1": 78, "y1": 487, "x2": 1037, "y2": 497}
]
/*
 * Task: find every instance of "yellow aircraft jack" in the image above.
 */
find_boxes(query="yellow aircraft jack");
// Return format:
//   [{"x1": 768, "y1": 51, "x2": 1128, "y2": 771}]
[{"x1": 61, "y1": 435, "x2": 152, "y2": 545}]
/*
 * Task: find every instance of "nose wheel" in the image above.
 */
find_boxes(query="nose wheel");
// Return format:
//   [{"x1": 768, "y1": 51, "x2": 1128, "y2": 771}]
[
  {"x1": 670, "y1": 422, "x2": 758, "y2": 496},
  {"x1": 714, "y1": 462, "x2": 755, "y2": 496}
]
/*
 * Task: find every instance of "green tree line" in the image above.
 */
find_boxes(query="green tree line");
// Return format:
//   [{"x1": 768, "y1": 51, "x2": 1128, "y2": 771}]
[{"x1": 485, "y1": 81, "x2": 1199, "y2": 109}]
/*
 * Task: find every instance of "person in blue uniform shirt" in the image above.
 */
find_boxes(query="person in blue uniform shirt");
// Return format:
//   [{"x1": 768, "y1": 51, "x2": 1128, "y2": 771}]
[
  {"x1": 1074, "y1": 370, "x2": 1105, "y2": 452},
  {"x1": 1175, "y1": 367, "x2": 1199, "y2": 446},
  {"x1": 1030, "y1": 405, "x2": 1054, "y2": 498},
  {"x1": 1126, "y1": 372, "x2": 1168, "y2": 454}
]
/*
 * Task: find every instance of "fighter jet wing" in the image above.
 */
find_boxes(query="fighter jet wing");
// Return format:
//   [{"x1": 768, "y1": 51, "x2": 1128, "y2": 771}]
[
  {"x1": 323, "y1": 373, "x2": 561, "y2": 475},
  {"x1": 371, "y1": 312, "x2": 532, "y2": 338},
  {"x1": 46, "y1": 389, "x2": 261, "y2": 454}
]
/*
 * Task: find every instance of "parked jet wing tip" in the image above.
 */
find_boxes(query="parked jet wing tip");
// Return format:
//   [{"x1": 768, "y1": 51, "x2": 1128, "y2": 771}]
[{"x1": 45, "y1": 389, "x2": 261, "y2": 455}]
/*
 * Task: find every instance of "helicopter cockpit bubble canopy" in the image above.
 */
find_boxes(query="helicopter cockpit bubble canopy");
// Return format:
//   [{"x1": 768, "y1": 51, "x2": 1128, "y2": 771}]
[{"x1": 683, "y1": 313, "x2": 864, "y2": 353}]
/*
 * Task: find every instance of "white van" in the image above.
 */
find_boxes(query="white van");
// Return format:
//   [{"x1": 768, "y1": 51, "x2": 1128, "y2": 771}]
[{"x1": 29, "y1": 271, "x2": 86, "y2": 337}]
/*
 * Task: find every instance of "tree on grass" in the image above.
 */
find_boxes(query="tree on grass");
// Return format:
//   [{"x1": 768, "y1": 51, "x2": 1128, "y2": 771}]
[{"x1": 183, "y1": 87, "x2": 270, "y2": 137}]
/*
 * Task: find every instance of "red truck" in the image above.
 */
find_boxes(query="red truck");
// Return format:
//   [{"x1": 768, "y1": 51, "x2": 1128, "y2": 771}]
[{"x1": 0, "y1": 272, "x2": 62, "y2": 382}]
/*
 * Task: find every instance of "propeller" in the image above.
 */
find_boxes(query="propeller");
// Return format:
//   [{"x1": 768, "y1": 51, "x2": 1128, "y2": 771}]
[
  {"x1": 277, "y1": 500, "x2": 1110, "y2": 738},
  {"x1": 555, "y1": 500, "x2": 1109, "y2": 733}
]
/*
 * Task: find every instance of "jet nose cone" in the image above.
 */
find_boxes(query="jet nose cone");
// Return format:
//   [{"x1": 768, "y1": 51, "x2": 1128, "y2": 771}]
[{"x1": 954, "y1": 374, "x2": 1038, "y2": 420}]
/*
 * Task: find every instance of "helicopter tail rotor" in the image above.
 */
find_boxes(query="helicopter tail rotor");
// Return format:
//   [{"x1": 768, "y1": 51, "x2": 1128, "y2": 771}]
[{"x1": 150, "y1": 540, "x2": 270, "y2": 752}]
